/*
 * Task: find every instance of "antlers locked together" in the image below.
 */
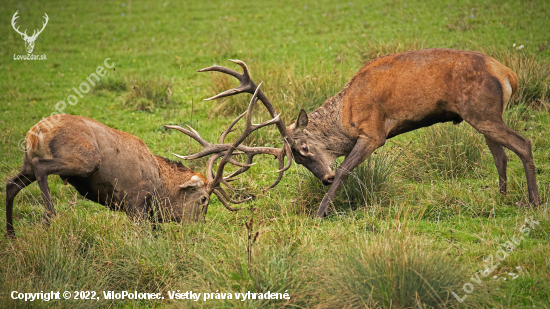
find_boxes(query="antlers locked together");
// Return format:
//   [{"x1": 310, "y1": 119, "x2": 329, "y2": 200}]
[{"x1": 165, "y1": 60, "x2": 293, "y2": 211}]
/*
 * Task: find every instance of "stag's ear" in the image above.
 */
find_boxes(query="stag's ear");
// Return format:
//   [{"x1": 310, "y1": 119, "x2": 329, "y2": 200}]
[
  {"x1": 295, "y1": 109, "x2": 308, "y2": 131},
  {"x1": 179, "y1": 175, "x2": 204, "y2": 189}
]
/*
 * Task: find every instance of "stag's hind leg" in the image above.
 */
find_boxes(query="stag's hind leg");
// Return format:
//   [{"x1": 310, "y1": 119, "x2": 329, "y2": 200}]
[
  {"x1": 5, "y1": 163, "x2": 36, "y2": 237},
  {"x1": 484, "y1": 136, "x2": 508, "y2": 195},
  {"x1": 31, "y1": 155, "x2": 100, "y2": 226},
  {"x1": 470, "y1": 120, "x2": 539, "y2": 205}
]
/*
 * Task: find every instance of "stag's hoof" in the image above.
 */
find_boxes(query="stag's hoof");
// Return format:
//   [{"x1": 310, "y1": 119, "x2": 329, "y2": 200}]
[
  {"x1": 41, "y1": 213, "x2": 55, "y2": 229},
  {"x1": 533, "y1": 198, "x2": 541, "y2": 206},
  {"x1": 315, "y1": 211, "x2": 328, "y2": 219}
]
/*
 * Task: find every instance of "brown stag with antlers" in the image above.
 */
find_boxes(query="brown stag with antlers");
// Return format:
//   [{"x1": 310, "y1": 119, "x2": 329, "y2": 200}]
[
  {"x1": 5, "y1": 84, "x2": 289, "y2": 237},
  {"x1": 194, "y1": 49, "x2": 540, "y2": 218}
]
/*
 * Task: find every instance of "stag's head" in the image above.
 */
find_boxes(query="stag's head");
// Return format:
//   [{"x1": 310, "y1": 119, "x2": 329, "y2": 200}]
[
  {"x1": 11, "y1": 11, "x2": 49, "y2": 54},
  {"x1": 288, "y1": 109, "x2": 336, "y2": 186},
  {"x1": 152, "y1": 157, "x2": 210, "y2": 222},
  {"x1": 174, "y1": 175, "x2": 210, "y2": 222}
]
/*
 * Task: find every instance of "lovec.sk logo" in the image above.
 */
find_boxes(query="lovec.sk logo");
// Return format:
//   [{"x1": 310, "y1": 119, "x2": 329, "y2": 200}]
[{"x1": 11, "y1": 10, "x2": 48, "y2": 60}]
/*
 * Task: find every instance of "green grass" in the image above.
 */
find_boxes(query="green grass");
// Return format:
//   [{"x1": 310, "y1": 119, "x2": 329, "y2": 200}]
[
  {"x1": 1, "y1": 0, "x2": 550, "y2": 308},
  {"x1": 405, "y1": 123, "x2": 486, "y2": 181}
]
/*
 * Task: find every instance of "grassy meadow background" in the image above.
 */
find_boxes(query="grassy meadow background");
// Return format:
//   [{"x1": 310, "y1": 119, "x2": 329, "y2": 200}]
[{"x1": 1, "y1": 0, "x2": 550, "y2": 307}]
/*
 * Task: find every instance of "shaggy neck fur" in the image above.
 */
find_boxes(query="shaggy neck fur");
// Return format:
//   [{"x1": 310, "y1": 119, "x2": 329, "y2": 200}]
[
  {"x1": 302, "y1": 87, "x2": 356, "y2": 156},
  {"x1": 154, "y1": 156, "x2": 204, "y2": 199}
]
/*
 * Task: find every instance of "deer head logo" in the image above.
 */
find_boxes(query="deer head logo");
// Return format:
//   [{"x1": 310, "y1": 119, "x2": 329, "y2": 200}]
[{"x1": 11, "y1": 11, "x2": 49, "y2": 54}]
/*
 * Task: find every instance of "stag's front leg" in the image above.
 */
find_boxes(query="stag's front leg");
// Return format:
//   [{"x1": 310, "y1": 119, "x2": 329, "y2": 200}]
[
  {"x1": 316, "y1": 137, "x2": 383, "y2": 218},
  {"x1": 125, "y1": 188, "x2": 153, "y2": 226}
]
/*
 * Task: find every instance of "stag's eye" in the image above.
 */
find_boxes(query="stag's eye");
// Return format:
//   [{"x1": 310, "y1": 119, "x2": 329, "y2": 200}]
[
  {"x1": 201, "y1": 196, "x2": 208, "y2": 204},
  {"x1": 301, "y1": 144, "x2": 308, "y2": 152}
]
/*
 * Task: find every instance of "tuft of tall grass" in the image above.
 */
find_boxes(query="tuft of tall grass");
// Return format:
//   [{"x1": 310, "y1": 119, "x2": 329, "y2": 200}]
[
  {"x1": 403, "y1": 123, "x2": 485, "y2": 181},
  {"x1": 124, "y1": 77, "x2": 174, "y2": 111},
  {"x1": 189, "y1": 231, "x2": 316, "y2": 308},
  {"x1": 319, "y1": 234, "x2": 493, "y2": 308},
  {"x1": 93, "y1": 77, "x2": 127, "y2": 93},
  {"x1": 339, "y1": 147, "x2": 402, "y2": 209}
]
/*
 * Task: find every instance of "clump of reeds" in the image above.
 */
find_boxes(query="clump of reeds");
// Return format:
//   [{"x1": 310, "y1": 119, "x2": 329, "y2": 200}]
[
  {"x1": 124, "y1": 77, "x2": 174, "y2": 111},
  {"x1": 319, "y1": 234, "x2": 494, "y2": 308}
]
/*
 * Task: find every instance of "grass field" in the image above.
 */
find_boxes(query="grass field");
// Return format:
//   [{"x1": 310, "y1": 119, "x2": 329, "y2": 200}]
[{"x1": 1, "y1": 0, "x2": 550, "y2": 308}]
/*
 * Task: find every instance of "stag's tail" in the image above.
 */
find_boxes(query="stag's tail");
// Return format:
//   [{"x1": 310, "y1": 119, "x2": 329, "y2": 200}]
[
  {"x1": 486, "y1": 57, "x2": 519, "y2": 113},
  {"x1": 501, "y1": 66, "x2": 518, "y2": 112}
]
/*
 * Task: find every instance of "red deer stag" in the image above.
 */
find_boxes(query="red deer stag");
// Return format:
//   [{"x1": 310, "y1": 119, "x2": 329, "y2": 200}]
[
  {"x1": 199, "y1": 49, "x2": 540, "y2": 218},
  {"x1": 5, "y1": 99, "x2": 286, "y2": 236}
]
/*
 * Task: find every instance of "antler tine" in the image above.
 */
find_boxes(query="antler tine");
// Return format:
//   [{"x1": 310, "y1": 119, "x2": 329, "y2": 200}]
[
  {"x1": 198, "y1": 60, "x2": 255, "y2": 101},
  {"x1": 199, "y1": 58, "x2": 294, "y2": 191},
  {"x1": 279, "y1": 141, "x2": 293, "y2": 173},
  {"x1": 205, "y1": 150, "x2": 254, "y2": 180},
  {"x1": 219, "y1": 84, "x2": 287, "y2": 181},
  {"x1": 43, "y1": 13, "x2": 49, "y2": 26},
  {"x1": 165, "y1": 124, "x2": 240, "y2": 160},
  {"x1": 219, "y1": 110, "x2": 246, "y2": 144},
  {"x1": 216, "y1": 186, "x2": 252, "y2": 204},
  {"x1": 221, "y1": 179, "x2": 241, "y2": 191},
  {"x1": 242, "y1": 82, "x2": 283, "y2": 131},
  {"x1": 208, "y1": 153, "x2": 252, "y2": 197},
  {"x1": 164, "y1": 125, "x2": 210, "y2": 147},
  {"x1": 198, "y1": 59, "x2": 292, "y2": 146},
  {"x1": 223, "y1": 147, "x2": 288, "y2": 190},
  {"x1": 185, "y1": 124, "x2": 202, "y2": 138},
  {"x1": 209, "y1": 153, "x2": 254, "y2": 206},
  {"x1": 228, "y1": 158, "x2": 255, "y2": 168},
  {"x1": 207, "y1": 154, "x2": 253, "y2": 179},
  {"x1": 209, "y1": 83, "x2": 288, "y2": 196},
  {"x1": 223, "y1": 152, "x2": 256, "y2": 179},
  {"x1": 205, "y1": 153, "x2": 223, "y2": 184},
  {"x1": 221, "y1": 145, "x2": 278, "y2": 178},
  {"x1": 213, "y1": 188, "x2": 250, "y2": 211},
  {"x1": 209, "y1": 84, "x2": 264, "y2": 188},
  {"x1": 228, "y1": 59, "x2": 252, "y2": 78},
  {"x1": 266, "y1": 149, "x2": 288, "y2": 189},
  {"x1": 167, "y1": 123, "x2": 290, "y2": 187}
]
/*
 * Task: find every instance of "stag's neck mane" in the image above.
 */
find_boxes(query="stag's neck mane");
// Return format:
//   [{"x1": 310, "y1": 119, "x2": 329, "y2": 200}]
[
  {"x1": 154, "y1": 155, "x2": 198, "y2": 197},
  {"x1": 306, "y1": 86, "x2": 355, "y2": 156}
]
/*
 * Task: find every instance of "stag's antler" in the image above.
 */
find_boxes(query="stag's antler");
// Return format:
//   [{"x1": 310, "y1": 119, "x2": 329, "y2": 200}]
[
  {"x1": 199, "y1": 60, "x2": 294, "y2": 149},
  {"x1": 199, "y1": 59, "x2": 294, "y2": 176},
  {"x1": 165, "y1": 82, "x2": 289, "y2": 211}
]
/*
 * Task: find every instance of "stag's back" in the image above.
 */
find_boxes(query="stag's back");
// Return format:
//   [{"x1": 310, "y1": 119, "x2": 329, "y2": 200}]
[
  {"x1": 339, "y1": 48, "x2": 518, "y2": 138},
  {"x1": 26, "y1": 114, "x2": 161, "y2": 194}
]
